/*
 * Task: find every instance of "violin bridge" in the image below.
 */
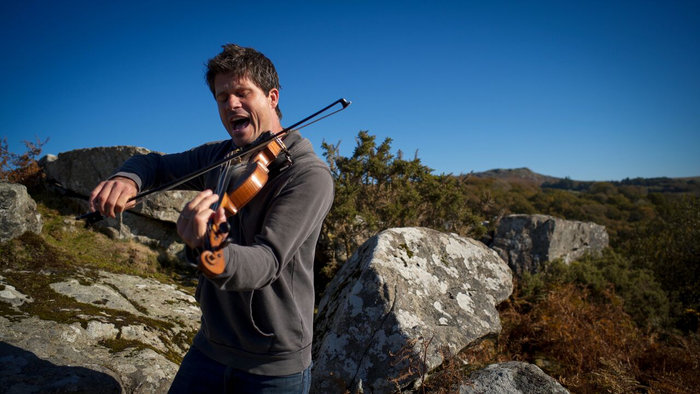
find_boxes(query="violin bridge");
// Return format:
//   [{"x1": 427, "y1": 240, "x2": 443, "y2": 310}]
[{"x1": 275, "y1": 136, "x2": 293, "y2": 166}]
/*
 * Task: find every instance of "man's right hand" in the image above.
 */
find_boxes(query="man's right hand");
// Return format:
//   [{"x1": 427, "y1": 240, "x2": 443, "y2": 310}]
[
  {"x1": 176, "y1": 189, "x2": 226, "y2": 250},
  {"x1": 88, "y1": 176, "x2": 138, "y2": 218}
]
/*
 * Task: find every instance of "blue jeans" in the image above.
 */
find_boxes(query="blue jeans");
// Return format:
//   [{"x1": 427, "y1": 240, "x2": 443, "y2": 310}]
[{"x1": 168, "y1": 346, "x2": 312, "y2": 394}]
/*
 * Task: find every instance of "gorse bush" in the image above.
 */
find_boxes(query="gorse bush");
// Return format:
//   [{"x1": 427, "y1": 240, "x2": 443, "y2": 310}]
[
  {"x1": 317, "y1": 131, "x2": 484, "y2": 288},
  {"x1": 624, "y1": 194, "x2": 700, "y2": 332},
  {"x1": 519, "y1": 252, "x2": 670, "y2": 330}
]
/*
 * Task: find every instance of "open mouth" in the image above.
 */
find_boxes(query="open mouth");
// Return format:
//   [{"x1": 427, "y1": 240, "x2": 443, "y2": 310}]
[{"x1": 230, "y1": 116, "x2": 250, "y2": 132}]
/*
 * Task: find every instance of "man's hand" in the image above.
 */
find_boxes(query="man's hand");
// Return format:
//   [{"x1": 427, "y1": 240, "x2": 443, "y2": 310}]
[
  {"x1": 89, "y1": 176, "x2": 138, "y2": 218},
  {"x1": 177, "y1": 189, "x2": 227, "y2": 249}
]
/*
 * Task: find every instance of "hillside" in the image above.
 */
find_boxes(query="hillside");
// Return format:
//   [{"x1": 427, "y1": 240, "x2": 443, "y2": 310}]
[
  {"x1": 469, "y1": 167, "x2": 560, "y2": 185},
  {"x1": 467, "y1": 167, "x2": 700, "y2": 196}
]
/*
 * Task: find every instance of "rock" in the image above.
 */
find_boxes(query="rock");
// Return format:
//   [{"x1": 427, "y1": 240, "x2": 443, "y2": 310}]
[
  {"x1": 40, "y1": 146, "x2": 198, "y2": 224},
  {"x1": 41, "y1": 146, "x2": 150, "y2": 197},
  {"x1": 0, "y1": 268, "x2": 200, "y2": 393},
  {"x1": 134, "y1": 190, "x2": 199, "y2": 223},
  {"x1": 459, "y1": 361, "x2": 569, "y2": 393},
  {"x1": 83, "y1": 208, "x2": 187, "y2": 261},
  {"x1": 491, "y1": 214, "x2": 609, "y2": 276},
  {"x1": 312, "y1": 227, "x2": 513, "y2": 393},
  {"x1": 40, "y1": 147, "x2": 197, "y2": 260},
  {"x1": 0, "y1": 182, "x2": 43, "y2": 242},
  {"x1": 0, "y1": 276, "x2": 33, "y2": 307},
  {"x1": 0, "y1": 340, "x2": 122, "y2": 394}
]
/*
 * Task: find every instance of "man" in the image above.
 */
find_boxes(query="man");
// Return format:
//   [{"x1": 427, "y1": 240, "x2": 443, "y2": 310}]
[{"x1": 89, "y1": 44, "x2": 334, "y2": 393}]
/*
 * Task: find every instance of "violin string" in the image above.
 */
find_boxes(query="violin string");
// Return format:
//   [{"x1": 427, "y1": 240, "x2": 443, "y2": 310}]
[
  {"x1": 207, "y1": 106, "x2": 346, "y2": 211},
  {"x1": 212, "y1": 159, "x2": 232, "y2": 211}
]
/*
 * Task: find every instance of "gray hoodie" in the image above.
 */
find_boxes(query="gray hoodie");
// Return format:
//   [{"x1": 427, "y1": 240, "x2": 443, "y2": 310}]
[{"x1": 114, "y1": 131, "x2": 333, "y2": 375}]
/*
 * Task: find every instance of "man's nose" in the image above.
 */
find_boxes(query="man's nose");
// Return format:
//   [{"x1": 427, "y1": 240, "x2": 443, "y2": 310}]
[{"x1": 225, "y1": 95, "x2": 242, "y2": 109}]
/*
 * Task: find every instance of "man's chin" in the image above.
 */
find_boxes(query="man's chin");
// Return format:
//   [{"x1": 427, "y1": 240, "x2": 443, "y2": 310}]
[
  {"x1": 231, "y1": 132, "x2": 253, "y2": 147},
  {"x1": 230, "y1": 128, "x2": 268, "y2": 147}
]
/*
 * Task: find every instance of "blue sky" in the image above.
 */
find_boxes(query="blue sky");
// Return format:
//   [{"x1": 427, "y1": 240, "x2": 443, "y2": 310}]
[{"x1": 2, "y1": 1, "x2": 698, "y2": 181}]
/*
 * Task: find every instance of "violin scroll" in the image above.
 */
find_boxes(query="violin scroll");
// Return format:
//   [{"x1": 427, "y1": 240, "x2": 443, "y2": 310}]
[{"x1": 199, "y1": 222, "x2": 228, "y2": 277}]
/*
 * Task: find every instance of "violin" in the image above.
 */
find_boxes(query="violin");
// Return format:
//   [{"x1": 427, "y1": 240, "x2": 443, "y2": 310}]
[
  {"x1": 77, "y1": 98, "x2": 351, "y2": 276},
  {"x1": 198, "y1": 134, "x2": 290, "y2": 276}
]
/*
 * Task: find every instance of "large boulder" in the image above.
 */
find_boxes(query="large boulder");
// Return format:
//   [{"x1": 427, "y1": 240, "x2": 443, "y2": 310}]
[
  {"x1": 42, "y1": 146, "x2": 150, "y2": 197},
  {"x1": 491, "y1": 214, "x2": 609, "y2": 276},
  {"x1": 459, "y1": 361, "x2": 569, "y2": 393},
  {"x1": 312, "y1": 227, "x2": 513, "y2": 393},
  {"x1": 0, "y1": 269, "x2": 200, "y2": 393},
  {"x1": 41, "y1": 147, "x2": 198, "y2": 224},
  {"x1": 40, "y1": 147, "x2": 199, "y2": 260},
  {"x1": 0, "y1": 182, "x2": 43, "y2": 242}
]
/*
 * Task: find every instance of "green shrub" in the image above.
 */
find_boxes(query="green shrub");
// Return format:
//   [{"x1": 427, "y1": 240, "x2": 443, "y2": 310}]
[{"x1": 519, "y1": 251, "x2": 670, "y2": 330}]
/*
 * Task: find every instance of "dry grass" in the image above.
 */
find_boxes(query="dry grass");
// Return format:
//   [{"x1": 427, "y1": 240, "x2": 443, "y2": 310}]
[{"x1": 494, "y1": 284, "x2": 699, "y2": 393}]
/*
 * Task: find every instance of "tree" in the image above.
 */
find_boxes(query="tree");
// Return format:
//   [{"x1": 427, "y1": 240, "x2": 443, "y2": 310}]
[{"x1": 0, "y1": 136, "x2": 48, "y2": 187}]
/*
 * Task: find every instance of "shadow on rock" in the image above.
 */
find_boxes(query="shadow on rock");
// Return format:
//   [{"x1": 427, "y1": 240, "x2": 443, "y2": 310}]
[{"x1": 0, "y1": 341, "x2": 121, "y2": 393}]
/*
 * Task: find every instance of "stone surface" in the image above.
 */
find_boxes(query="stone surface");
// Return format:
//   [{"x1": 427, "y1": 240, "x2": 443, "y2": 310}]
[
  {"x1": 312, "y1": 227, "x2": 513, "y2": 393},
  {"x1": 0, "y1": 182, "x2": 43, "y2": 242},
  {"x1": 41, "y1": 147, "x2": 198, "y2": 224},
  {"x1": 0, "y1": 268, "x2": 200, "y2": 393},
  {"x1": 40, "y1": 147, "x2": 197, "y2": 260},
  {"x1": 82, "y1": 208, "x2": 187, "y2": 261},
  {"x1": 491, "y1": 214, "x2": 609, "y2": 275},
  {"x1": 41, "y1": 147, "x2": 150, "y2": 197},
  {"x1": 459, "y1": 361, "x2": 569, "y2": 394}
]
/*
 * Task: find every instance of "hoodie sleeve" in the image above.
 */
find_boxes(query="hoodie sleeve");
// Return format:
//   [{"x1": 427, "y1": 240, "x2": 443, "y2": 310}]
[{"x1": 111, "y1": 140, "x2": 232, "y2": 192}]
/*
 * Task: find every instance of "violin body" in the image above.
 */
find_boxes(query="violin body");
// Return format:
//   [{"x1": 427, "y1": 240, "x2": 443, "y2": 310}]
[
  {"x1": 219, "y1": 161, "x2": 268, "y2": 216},
  {"x1": 198, "y1": 136, "x2": 287, "y2": 277}
]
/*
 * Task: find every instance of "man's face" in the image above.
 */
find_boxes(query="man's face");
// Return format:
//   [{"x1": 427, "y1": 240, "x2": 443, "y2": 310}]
[{"x1": 214, "y1": 72, "x2": 280, "y2": 147}]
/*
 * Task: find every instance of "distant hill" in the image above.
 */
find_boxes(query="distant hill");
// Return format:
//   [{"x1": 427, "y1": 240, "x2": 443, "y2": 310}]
[
  {"x1": 465, "y1": 167, "x2": 700, "y2": 195},
  {"x1": 468, "y1": 167, "x2": 560, "y2": 186},
  {"x1": 544, "y1": 176, "x2": 700, "y2": 194}
]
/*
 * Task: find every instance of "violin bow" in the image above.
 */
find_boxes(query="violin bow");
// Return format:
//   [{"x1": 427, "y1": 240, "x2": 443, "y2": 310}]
[{"x1": 76, "y1": 98, "x2": 351, "y2": 222}]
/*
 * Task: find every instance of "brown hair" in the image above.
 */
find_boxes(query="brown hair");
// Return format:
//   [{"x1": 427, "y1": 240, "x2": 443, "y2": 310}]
[{"x1": 205, "y1": 44, "x2": 282, "y2": 119}]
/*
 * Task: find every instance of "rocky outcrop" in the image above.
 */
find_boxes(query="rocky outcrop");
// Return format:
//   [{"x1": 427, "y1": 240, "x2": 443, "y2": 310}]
[
  {"x1": 491, "y1": 214, "x2": 609, "y2": 275},
  {"x1": 42, "y1": 146, "x2": 150, "y2": 197},
  {"x1": 41, "y1": 147, "x2": 198, "y2": 224},
  {"x1": 40, "y1": 147, "x2": 198, "y2": 259},
  {"x1": 312, "y1": 227, "x2": 513, "y2": 393},
  {"x1": 0, "y1": 182, "x2": 43, "y2": 242},
  {"x1": 0, "y1": 269, "x2": 200, "y2": 393},
  {"x1": 458, "y1": 361, "x2": 569, "y2": 393},
  {"x1": 86, "y1": 210, "x2": 187, "y2": 261}
]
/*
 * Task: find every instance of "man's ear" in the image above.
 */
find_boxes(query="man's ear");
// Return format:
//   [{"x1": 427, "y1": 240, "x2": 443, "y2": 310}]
[{"x1": 267, "y1": 88, "x2": 279, "y2": 110}]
